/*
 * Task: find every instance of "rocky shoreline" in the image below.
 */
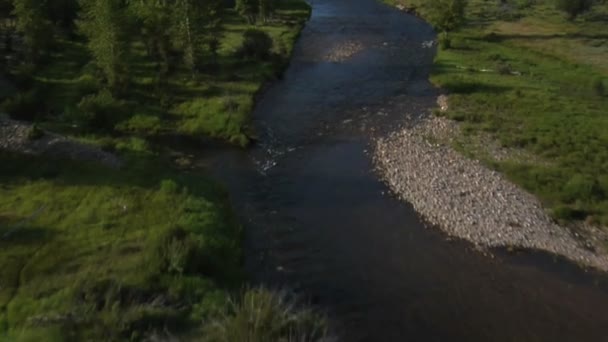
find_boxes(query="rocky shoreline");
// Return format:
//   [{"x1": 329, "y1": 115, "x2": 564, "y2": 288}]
[
  {"x1": 372, "y1": 107, "x2": 608, "y2": 271},
  {"x1": 0, "y1": 116, "x2": 122, "y2": 168}
]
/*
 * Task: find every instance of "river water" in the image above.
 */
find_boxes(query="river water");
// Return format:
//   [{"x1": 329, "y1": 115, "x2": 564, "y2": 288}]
[{"x1": 197, "y1": 0, "x2": 608, "y2": 340}]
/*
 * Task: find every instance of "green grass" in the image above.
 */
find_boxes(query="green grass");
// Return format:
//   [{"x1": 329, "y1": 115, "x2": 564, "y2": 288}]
[
  {"x1": 0, "y1": 2, "x2": 313, "y2": 339},
  {"x1": 0, "y1": 152, "x2": 242, "y2": 341},
  {"x1": 385, "y1": 0, "x2": 608, "y2": 226}
]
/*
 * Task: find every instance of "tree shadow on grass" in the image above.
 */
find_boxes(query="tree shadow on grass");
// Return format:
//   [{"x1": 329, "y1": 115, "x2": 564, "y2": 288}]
[
  {"x1": 0, "y1": 226, "x2": 55, "y2": 246},
  {"x1": 0, "y1": 151, "x2": 227, "y2": 203},
  {"x1": 441, "y1": 81, "x2": 512, "y2": 94},
  {"x1": 471, "y1": 32, "x2": 608, "y2": 43}
]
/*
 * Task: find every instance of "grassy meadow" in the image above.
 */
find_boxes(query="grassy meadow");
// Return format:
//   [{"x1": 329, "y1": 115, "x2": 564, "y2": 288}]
[
  {"x1": 0, "y1": 152, "x2": 242, "y2": 340},
  {"x1": 0, "y1": 0, "x2": 312, "y2": 340},
  {"x1": 386, "y1": 0, "x2": 608, "y2": 227}
]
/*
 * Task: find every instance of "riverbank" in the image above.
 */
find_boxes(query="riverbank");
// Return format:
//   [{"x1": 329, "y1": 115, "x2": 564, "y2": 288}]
[
  {"x1": 372, "y1": 0, "x2": 608, "y2": 268},
  {"x1": 374, "y1": 113, "x2": 608, "y2": 271}
]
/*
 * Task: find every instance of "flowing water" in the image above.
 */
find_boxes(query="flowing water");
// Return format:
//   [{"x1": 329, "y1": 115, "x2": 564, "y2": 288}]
[{"x1": 195, "y1": 0, "x2": 608, "y2": 340}]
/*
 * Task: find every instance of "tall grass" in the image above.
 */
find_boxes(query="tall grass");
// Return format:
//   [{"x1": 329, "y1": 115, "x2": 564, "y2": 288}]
[{"x1": 202, "y1": 288, "x2": 333, "y2": 342}]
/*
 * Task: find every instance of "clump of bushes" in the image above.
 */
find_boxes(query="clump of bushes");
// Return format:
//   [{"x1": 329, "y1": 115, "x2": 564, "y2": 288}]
[
  {"x1": 561, "y1": 174, "x2": 604, "y2": 203},
  {"x1": 202, "y1": 288, "x2": 332, "y2": 342},
  {"x1": 74, "y1": 90, "x2": 126, "y2": 131},
  {"x1": 438, "y1": 32, "x2": 452, "y2": 50},
  {"x1": 1, "y1": 89, "x2": 44, "y2": 121},
  {"x1": 236, "y1": 29, "x2": 274, "y2": 60}
]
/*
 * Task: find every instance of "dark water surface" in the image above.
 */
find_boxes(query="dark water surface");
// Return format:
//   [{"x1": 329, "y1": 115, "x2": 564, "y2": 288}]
[{"x1": 196, "y1": 0, "x2": 608, "y2": 340}]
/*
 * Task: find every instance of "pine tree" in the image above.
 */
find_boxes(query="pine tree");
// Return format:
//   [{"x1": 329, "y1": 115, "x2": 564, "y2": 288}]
[
  {"x1": 129, "y1": 0, "x2": 174, "y2": 80},
  {"x1": 258, "y1": 0, "x2": 276, "y2": 23},
  {"x1": 236, "y1": 0, "x2": 258, "y2": 24},
  {"x1": 12, "y1": 0, "x2": 53, "y2": 62},
  {"x1": 78, "y1": 0, "x2": 130, "y2": 92},
  {"x1": 172, "y1": 0, "x2": 221, "y2": 74},
  {"x1": 422, "y1": 0, "x2": 467, "y2": 34}
]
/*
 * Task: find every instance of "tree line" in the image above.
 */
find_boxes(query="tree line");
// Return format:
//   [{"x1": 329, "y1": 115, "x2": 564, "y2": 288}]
[{"x1": 0, "y1": 0, "x2": 278, "y2": 95}]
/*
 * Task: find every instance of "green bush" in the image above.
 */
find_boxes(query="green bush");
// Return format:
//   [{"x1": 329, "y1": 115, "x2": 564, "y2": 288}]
[
  {"x1": 159, "y1": 179, "x2": 180, "y2": 194},
  {"x1": 116, "y1": 114, "x2": 163, "y2": 135},
  {"x1": 237, "y1": 29, "x2": 274, "y2": 60},
  {"x1": 552, "y1": 205, "x2": 586, "y2": 221},
  {"x1": 554, "y1": 0, "x2": 593, "y2": 19},
  {"x1": 202, "y1": 288, "x2": 331, "y2": 342},
  {"x1": 562, "y1": 174, "x2": 604, "y2": 203},
  {"x1": 439, "y1": 32, "x2": 452, "y2": 49},
  {"x1": 76, "y1": 90, "x2": 125, "y2": 131},
  {"x1": 1, "y1": 90, "x2": 43, "y2": 121},
  {"x1": 420, "y1": 0, "x2": 467, "y2": 33}
]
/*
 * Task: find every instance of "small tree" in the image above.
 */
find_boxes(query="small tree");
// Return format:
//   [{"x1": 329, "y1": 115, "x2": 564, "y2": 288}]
[
  {"x1": 421, "y1": 0, "x2": 467, "y2": 35},
  {"x1": 236, "y1": 0, "x2": 258, "y2": 24},
  {"x1": 78, "y1": 0, "x2": 130, "y2": 93},
  {"x1": 554, "y1": 0, "x2": 593, "y2": 20},
  {"x1": 258, "y1": 0, "x2": 276, "y2": 23},
  {"x1": 13, "y1": 0, "x2": 53, "y2": 62}
]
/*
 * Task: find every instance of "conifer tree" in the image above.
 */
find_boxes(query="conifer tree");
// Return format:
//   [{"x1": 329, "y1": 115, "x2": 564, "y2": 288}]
[
  {"x1": 78, "y1": 0, "x2": 130, "y2": 92},
  {"x1": 13, "y1": 0, "x2": 53, "y2": 62}
]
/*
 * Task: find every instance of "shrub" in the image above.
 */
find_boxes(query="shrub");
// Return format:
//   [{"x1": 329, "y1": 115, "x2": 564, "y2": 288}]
[
  {"x1": 76, "y1": 90, "x2": 125, "y2": 131},
  {"x1": 421, "y1": 0, "x2": 467, "y2": 33},
  {"x1": 237, "y1": 29, "x2": 273, "y2": 60},
  {"x1": 552, "y1": 205, "x2": 586, "y2": 221},
  {"x1": 147, "y1": 226, "x2": 198, "y2": 276},
  {"x1": 562, "y1": 174, "x2": 604, "y2": 203},
  {"x1": 438, "y1": 32, "x2": 452, "y2": 49},
  {"x1": 1, "y1": 90, "x2": 43, "y2": 121},
  {"x1": 554, "y1": 0, "x2": 593, "y2": 19},
  {"x1": 159, "y1": 179, "x2": 180, "y2": 194},
  {"x1": 591, "y1": 77, "x2": 605, "y2": 97},
  {"x1": 202, "y1": 288, "x2": 331, "y2": 342},
  {"x1": 115, "y1": 114, "x2": 162, "y2": 135}
]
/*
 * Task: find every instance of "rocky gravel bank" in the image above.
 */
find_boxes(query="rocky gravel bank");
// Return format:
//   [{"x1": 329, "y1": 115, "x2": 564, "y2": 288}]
[
  {"x1": 0, "y1": 116, "x2": 122, "y2": 168},
  {"x1": 373, "y1": 114, "x2": 608, "y2": 271}
]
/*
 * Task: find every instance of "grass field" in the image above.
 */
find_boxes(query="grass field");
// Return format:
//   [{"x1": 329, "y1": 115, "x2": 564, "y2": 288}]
[
  {"x1": 0, "y1": 1, "x2": 312, "y2": 340},
  {"x1": 386, "y1": 0, "x2": 608, "y2": 226},
  {"x1": 0, "y1": 152, "x2": 242, "y2": 341}
]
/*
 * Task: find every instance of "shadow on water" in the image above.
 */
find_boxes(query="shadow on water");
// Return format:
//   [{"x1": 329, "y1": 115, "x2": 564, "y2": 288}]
[
  {"x1": 492, "y1": 246, "x2": 608, "y2": 291},
  {"x1": 191, "y1": 0, "x2": 608, "y2": 340}
]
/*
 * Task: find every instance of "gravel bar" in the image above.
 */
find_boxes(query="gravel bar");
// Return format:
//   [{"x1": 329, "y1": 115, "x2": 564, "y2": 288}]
[{"x1": 372, "y1": 114, "x2": 608, "y2": 271}]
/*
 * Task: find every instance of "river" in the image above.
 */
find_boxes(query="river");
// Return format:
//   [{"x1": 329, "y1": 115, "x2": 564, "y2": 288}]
[{"x1": 196, "y1": 0, "x2": 608, "y2": 340}]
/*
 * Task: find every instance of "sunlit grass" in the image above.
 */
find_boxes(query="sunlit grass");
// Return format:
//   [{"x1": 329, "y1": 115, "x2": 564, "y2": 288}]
[{"x1": 0, "y1": 152, "x2": 242, "y2": 340}]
